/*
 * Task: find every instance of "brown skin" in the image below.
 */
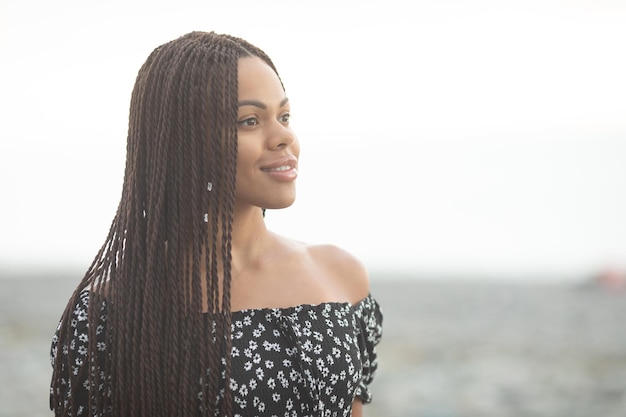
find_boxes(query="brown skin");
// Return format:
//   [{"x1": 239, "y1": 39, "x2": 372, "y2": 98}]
[
  {"x1": 228, "y1": 57, "x2": 369, "y2": 309},
  {"x1": 214, "y1": 56, "x2": 370, "y2": 414}
]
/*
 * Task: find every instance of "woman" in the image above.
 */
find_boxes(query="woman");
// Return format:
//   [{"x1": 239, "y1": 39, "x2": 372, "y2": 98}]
[{"x1": 50, "y1": 31, "x2": 382, "y2": 417}]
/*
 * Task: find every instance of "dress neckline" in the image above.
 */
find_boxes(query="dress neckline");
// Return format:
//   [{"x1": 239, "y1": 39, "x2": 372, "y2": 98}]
[
  {"x1": 78, "y1": 288, "x2": 375, "y2": 316},
  {"x1": 229, "y1": 293, "x2": 374, "y2": 315}
]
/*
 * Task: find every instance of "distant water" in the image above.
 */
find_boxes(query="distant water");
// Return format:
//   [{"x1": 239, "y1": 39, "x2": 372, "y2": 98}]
[
  {"x1": 0, "y1": 263, "x2": 601, "y2": 285},
  {"x1": 2, "y1": 272, "x2": 626, "y2": 417}
]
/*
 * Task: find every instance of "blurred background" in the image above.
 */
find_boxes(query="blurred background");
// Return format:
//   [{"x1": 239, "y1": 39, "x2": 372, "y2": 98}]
[{"x1": 1, "y1": 0, "x2": 625, "y2": 416}]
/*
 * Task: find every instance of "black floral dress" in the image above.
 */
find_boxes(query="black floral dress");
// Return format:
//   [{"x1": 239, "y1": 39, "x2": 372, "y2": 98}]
[{"x1": 50, "y1": 290, "x2": 383, "y2": 416}]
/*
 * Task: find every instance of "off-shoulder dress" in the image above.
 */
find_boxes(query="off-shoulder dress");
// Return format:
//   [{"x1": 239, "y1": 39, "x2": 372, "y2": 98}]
[{"x1": 50, "y1": 290, "x2": 383, "y2": 417}]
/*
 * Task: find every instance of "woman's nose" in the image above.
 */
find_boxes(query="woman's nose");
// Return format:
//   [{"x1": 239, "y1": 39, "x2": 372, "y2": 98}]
[{"x1": 267, "y1": 121, "x2": 296, "y2": 149}]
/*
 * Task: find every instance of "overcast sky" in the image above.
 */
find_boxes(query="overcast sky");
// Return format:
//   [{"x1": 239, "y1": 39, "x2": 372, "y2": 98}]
[{"x1": 1, "y1": 0, "x2": 625, "y2": 281}]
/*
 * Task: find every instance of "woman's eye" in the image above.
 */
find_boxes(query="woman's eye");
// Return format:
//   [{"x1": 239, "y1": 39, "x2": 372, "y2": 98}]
[
  {"x1": 238, "y1": 117, "x2": 258, "y2": 127},
  {"x1": 279, "y1": 113, "x2": 290, "y2": 124}
]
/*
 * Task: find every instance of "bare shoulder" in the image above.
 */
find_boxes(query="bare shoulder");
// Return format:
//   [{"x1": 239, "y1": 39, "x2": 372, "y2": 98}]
[{"x1": 306, "y1": 243, "x2": 370, "y2": 304}]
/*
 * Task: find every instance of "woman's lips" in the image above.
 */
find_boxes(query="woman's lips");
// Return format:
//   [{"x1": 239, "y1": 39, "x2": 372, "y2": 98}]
[{"x1": 260, "y1": 156, "x2": 298, "y2": 181}]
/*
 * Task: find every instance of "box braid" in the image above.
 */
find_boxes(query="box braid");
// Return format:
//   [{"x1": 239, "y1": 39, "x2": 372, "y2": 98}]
[{"x1": 50, "y1": 31, "x2": 284, "y2": 417}]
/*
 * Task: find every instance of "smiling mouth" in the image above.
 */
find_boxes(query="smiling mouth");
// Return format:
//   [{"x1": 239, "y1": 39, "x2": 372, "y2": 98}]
[
  {"x1": 260, "y1": 157, "x2": 298, "y2": 181},
  {"x1": 262, "y1": 165, "x2": 294, "y2": 172},
  {"x1": 260, "y1": 156, "x2": 298, "y2": 173}
]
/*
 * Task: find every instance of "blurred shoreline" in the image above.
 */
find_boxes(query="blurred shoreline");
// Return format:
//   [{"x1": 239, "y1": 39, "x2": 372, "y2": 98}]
[{"x1": 1, "y1": 271, "x2": 625, "y2": 417}]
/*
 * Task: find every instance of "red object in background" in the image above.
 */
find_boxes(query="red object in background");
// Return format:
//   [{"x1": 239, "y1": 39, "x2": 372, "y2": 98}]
[{"x1": 596, "y1": 268, "x2": 626, "y2": 291}]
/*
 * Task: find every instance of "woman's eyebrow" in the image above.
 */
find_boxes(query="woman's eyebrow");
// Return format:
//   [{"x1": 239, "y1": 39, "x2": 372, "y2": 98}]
[{"x1": 238, "y1": 97, "x2": 289, "y2": 109}]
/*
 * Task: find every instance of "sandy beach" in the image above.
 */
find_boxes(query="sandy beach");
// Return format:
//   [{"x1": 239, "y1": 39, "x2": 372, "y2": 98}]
[{"x1": 1, "y1": 271, "x2": 625, "y2": 417}]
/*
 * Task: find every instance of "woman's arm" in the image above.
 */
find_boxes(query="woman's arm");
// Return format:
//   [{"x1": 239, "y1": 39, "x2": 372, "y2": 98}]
[{"x1": 351, "y1": 399, "x2": 363, "y2": 417}]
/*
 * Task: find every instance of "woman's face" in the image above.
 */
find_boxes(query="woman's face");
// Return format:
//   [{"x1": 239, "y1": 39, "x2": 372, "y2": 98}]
[{"x1": 234, "y1": 57, "x2": 300, "y2": 211}]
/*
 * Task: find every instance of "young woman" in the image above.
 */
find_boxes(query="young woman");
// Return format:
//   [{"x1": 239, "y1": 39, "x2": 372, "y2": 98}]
[{"x1": 50, "y1": 31, "x2": 382, "y2": 417}]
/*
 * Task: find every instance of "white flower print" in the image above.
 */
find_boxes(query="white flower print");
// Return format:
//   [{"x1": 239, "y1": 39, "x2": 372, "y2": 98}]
[
  {"x1": 278, "y1": 371, "x2": 290, "y2": 388},
  {"x1": 75, "y1": 308, "x2": 87, "y2": 322},
  {"x1": 300, "y1": 353, "x2": 313, "y2": 365},
  {"x1": 267, "y1": 378, "x2": 276, "y2": 390},
  {"x1": 289, "y1": 368, "x2": 300, "y2": 382},
  {"x1": 50, "y1": 289, "x2": 383, "y2": 417},
  {"x1": 302, "y1": 340, "x2": 313, "y2": 352},
  {"x1": 253, "y1": 323, "x2": 265, "y2": 337}
]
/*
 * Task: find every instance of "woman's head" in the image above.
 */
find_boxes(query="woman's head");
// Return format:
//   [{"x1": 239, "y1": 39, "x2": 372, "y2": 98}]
[
  {"x1": 52, "y1": 32, "x2": 289, "y2": 417},
  {"x1": 123, "y1": 31, "x2": 284, "y2": 243}
]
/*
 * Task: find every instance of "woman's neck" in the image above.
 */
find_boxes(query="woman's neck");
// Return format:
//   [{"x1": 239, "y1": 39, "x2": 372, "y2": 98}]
[{"x1": 230, "y1": 206, "x2": 271, "y2": 270}]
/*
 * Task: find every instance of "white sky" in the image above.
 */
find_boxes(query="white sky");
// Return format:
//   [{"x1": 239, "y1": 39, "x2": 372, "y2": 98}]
[{"x1": 1, "y1": 0, "x2": 625, "y2": 280}]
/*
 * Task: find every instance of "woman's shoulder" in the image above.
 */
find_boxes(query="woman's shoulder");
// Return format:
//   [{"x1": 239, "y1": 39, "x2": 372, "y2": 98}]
[
  {"x1": 304, "y1": 242, "x2": 371, "y2": 304},
  {"x1": 305, "y1": 243, "x2": 366, "y2": 272},
  {"x1": 270, "y1": 233, "x2": 370, "y2": 304}
]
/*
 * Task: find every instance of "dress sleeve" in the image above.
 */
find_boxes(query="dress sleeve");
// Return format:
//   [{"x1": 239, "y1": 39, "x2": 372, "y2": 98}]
[
  {"x1": 50, "y1": 290, "x2": 109, "y2": 416},
  {"x1": 354, "y1": 295, "x2": 383, "y2": 404}
]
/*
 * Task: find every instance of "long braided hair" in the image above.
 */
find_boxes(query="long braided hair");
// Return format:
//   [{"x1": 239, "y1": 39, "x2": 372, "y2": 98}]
[{"x1": 50, "y1": 31, "x2": 283, "y2": 417}]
